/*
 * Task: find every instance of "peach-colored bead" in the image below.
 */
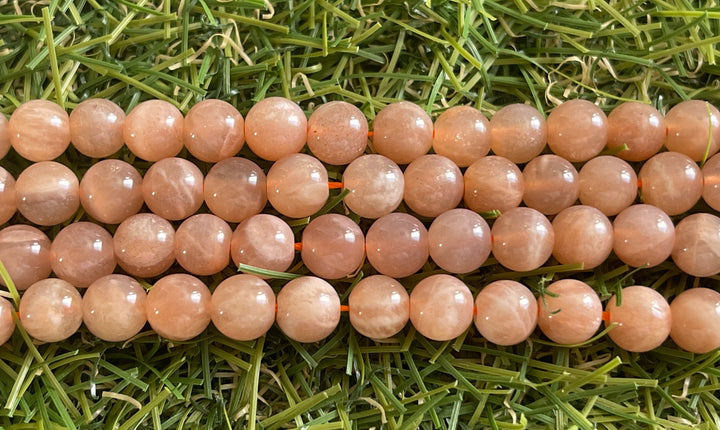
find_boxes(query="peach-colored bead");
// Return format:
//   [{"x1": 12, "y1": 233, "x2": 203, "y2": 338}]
[
  {"x1": 50, "y1": 222, "x2": 116, "y2": 288},
  {"x1": 113, "y1": 213, "x2": 175, "y2": 278},
  {"x1": 307, "y1": 101, "x2": 368, "y2": 165},
  {"x1": 9, "y1": 100, "x2": 70, "y2": 161},
  {"x1": 410, "y1": 274, "x2": 473, "y2": 341},
  {"x1": 0, "y1": 114, "x2": 9, "y2": 160},
  {"x1": 19, "y1": 278, "x2": 82, "y2": 342},
  {"x1": 537, "y1": 279, "x2": 602, "y2": 345},
  {"x1": 702, "y1": 153, "x2": 720, "y2": 211},
  {"x1": 552, "y1": 205, "x2": 613, "y2": 270},
  {"x1": 175, "y1": 214, "x2": 232, "y2": 276},
  {"x1": 404, "y1": 154, "x2": 463, "y2": 218},
  {"x1": 204, "y1": 157, "x2": 267, "y2": 223},
  {"x1": 15, "y1": 161, "x2": 79, "y2": 226},
  {"x1": 301, "y1": 214, "x2": 365, "y2": 279},
  {"x1": 606, "y1": 286, "x2": 671, "y2": 352},
  {"x1": 83, "y1": 274, "x2": 147, "y2": 342},
  {"x1": 671, "y1": 213, "x2": 720, "y2": 277},
  {"x1": 0, "y1": 167, "x2": 16, "y2": 224},
  {"x1": 432, "y1": 105, "x2": 490, "y2": 167},
  {"x1": 490, "y1": 103, "x2": 547, "y2": 163},
  {"x1": 342, "y1": 154, "x2": 404, "y2": 219},
  {"x1": 0, "y1": 297, "x2": 14, "y2": 345},
  {"x1": 366, "y1": 213, "x2": 428, "y2": 278},
  {"x1": 613, "y1": 204, "x2": 675, "y2": 268},
  {"x1": 464, "y1": 156, "x2": 524, "y2": 214},
  {"x1": 348, "y1": 275, "x2": 409, "y2": 339},
  {"x1": 69, "y1": 99, "x2": 126, "y2": 158},
  {"x1": 547, "y1": 99, "x2": 607, "y2": 162},
  {"x1": 639, "y1": 151, "x2": 702, "y2": 216},
  {"x1": 230, "y1": 214, "x2": 295, "y2": 273},
  {"x1": 276, "y1": 276, "x2": 340, "y2": 343},
  {"x1": 266, "y1": 153, "x2": 328, "y2": 218},
  {"x1": 123, "y1": 100, "x2": 183, "y2": 161},
  {"x1": 211, "y1": 274, "x2": 275, "y2": 341},
  {"x1": 607, "y1": 101, "x2": 665, "y2": 161},
  {"x1": 79, "y1": 159, "x2": 144, "y2": 224},
  {"x1": 522, "y1": 154, "x2": 579, "y2": 215},
  {"x1": 372, "y1": 102, "x2": 433, "y2": 164},
  {"x1": 428, "y1": 209, "x2": 491, "y2": 274},
  {"x1": 147, "y1": 274, "x2": 211, "y2": 341},
  {"x1": 474, "y1": 280, "x2": 537, "y2": 346},
  {"x1": 578, "y1": 156, "x2": 637, "y2": 216},
  {"x1": 665, "y1": 100, "x2": 720, "y2": 162},
  {"x1": 183, "y1": 99, "x2": 244, "y2": 162},
  {"x1": 0, "y1": 225, "x2": 52, "y2": 290},
  {"x1": 142, "y1": 157, "x2": 204, "y2": 221},
  {"x1": 492, "y1": 207, "x2": 554, "y2": 272},
  {"x1": 670, "y1": 288, "x2": 720, "y2": 354},
  {"x1": 245, "y1": 97, "x2": 307, "y2": 161}
]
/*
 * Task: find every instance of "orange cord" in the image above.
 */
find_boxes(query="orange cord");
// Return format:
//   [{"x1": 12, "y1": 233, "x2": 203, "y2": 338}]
[
  {"x1": 637, "y1": 179, "x2": 642, "y2": 188},
  {"x1": 602, "y1": 311, "x2": 611, "y2": 322},
  {"x1": 367, "y1": 131, "x2": 373, "y2": 138},
  {"x1": 294, "y1": 243, "x2": 302, "y2": 251},
  {"x1": 340, "y1": 305, "x2": 350, "y2": 312},
  {"x1": 328, "y1": 182, "x2": 344, "y2": 189}
]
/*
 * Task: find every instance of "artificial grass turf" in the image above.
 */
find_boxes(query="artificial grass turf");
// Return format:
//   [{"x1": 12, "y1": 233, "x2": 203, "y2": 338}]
[{"x1": 2, "y1": 0, "x2": 720, "y2": 428}]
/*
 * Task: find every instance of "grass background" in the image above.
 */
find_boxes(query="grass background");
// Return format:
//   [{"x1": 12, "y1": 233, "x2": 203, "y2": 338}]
[{"x1": 2, "y1": 0, "x2": 720, "y2": 428}]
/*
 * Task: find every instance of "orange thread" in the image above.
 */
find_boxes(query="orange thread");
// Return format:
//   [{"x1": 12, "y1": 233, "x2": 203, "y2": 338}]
[
  {"x1": 275, "y1": 303, "x2": 278, "y2": 312},
  {"x1": 294, "y1": 243, "x2": 302, "y2": 251},
  {"x1": 328, "y1": 182, "x2": 344, "y2": 189},
  {"x1": 637, "y1": 179, "x2": 642, "y2": 188},
  {"x1": 367, "y1": 131, "x2": 374, "y2": 138},
  {"x1": 602, "y1": 311, "x2": 611, "y2": 321},
  {"x1": 473, "y1": 306, "x2": 477, "y2": 315},
  {"x1": 340, "y1": 305, "x2": 350, "y2": 312}
]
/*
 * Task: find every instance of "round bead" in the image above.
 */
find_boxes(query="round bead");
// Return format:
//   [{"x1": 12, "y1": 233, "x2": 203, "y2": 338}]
[
  {"x1": 605, "y1": 285, "x2": 671, "y2": 352},
  {"x1": 428, "y1": 209, "x2": 491, "y2": 274},
  {"x1": 665, "y1": 100, "x2": 720, "y2": 161},
  {"x1": 474, "y1": 280, "x2": 537, "y2": 346},
  {"x1": 69, "y1": 99, "x2": 126, "y2": 158},
  {"x1": 19, "y1": 278, "x2": 82, "y2": 342},
  {"x1": 613, "y1": 204, "x2": 675, "y2": 268},
  {"x1": 276, "y1": 276, "x2": 340, "y2": 343},
  {"x1": 670, "y1": 288, "x2": 720, "y2": 354},
  {"x1": 183, "y1": 99, "x2": 244, "y2": 162},
  {"x1": 348, "y1": 275, "x2": 409, "y2": 339},
  {"x1": 9, "y1": 100, "x2": 70, "y2": 161},
  {"x1": 491, "y1": 207, "x2": 554, "y2": 272},
  {"x1": 175, "y1": 214, "x2": 232, "y2": 276},
  {"x1": 371, "y1": 102, "x2": 433, "y2": 164},
  {"x1": 114, "y1": 213, "x2": 175, "y2": 278},
  {"x1": 301, "y1": 214, "x2": 365, "y2": 279},
  {"x1": 123, "y1": 100, "x2": 183, "y2": 161},
  {"x1": 490, "y1": 103, "x2": 547, "y2": 163},
  {"x1": 245, "y1": 97, "x2": 307, "y2": 161},
  {"x1": 537, "y1": 279, "x2": 602, "y2": 345},
  {"x1": 403, "y1": 154, "x2": 463, "y2": 218},
  {"x1": 15, "y1": 161, "x2": 79, "y2": 226},
  {"x1": 204, "y1": 157, "x2": 267, "y2": 223},
  {"x1": 146, "y1": 274, "x2": 211, "y2": 341},
  {"x1": 522, "y1": 154, "x2": 579, "y2": 215},
  {"x1": 230, "y1": 214, "x2": 295, "y2": 273},
  {"x1": 0, "y1": 297, "x2": 14, "y2": 345},
  {"x1": 0, "y1": 225, "x2": 51, "y2": 290},
  {"x1": 83, "y1": 275, "x2": 147, "y2": 342},
  {"x1": 0, "y1": 167, "x2": 16, "y2": 225},
  {"x1": 142, "y1": 157, "x2": 204, "y2": 221},
  {"x1": 0, "y1": 114, "x2": 10, "y2": 160},
  {"x1": 547, "y1": 99, "x2": 607, "y2": 162},
  {"x1": 366, "y1": 213, "x2": 429, "y2": 278},
  {"x1": 342, "y1": 154, "x2": 404, "y2": 219},
  {"x1": 79, "y1": 159, "x2": 144, "y2": 224},
  {"x1": 606, "y1": 101, "x2": 665, "y2": 161},
  {"x1": 307, "y1": 101, "x2": 368, "y2": 165},
  {"x1": 578, "y1": 156, "x2": 637, "y2": 216},
  {"x1": 50, "y1": 222, "x2": 115, "y2": 288},
  {"x1": 266, "y1": 153, "x2": 328, "y2": 218},
  {"x1": 432, "y1": 105, "x2": 490, "y2": 167},
  {"x1": 702, "y1": 153, "x2": 720, "y2": 211},
  {"x1": 639, "y1": 151, "x2": 702, "y2": 216},
  {"x1": 464, "y1": 156, "x2": 524, "y2": 214},
  {"x1": 409, "y1": 274, "x2": 473, "y2": 341},
  {"x1": 211, "y1": 274, "x2": 276, "y2": 341},
  {"x1": 552, "y1": 205, "x2": 613, "y2": 270},
  {"x1": 671, "y1": 213, "x2": 720, "y2": 277}
]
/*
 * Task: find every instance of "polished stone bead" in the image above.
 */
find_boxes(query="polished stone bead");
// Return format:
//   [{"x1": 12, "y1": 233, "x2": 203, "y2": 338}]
[
  {"x1": 428, "y1": 208, "x2": 491, "y2": 274},
  {"x1": 606, "y1": 286, "x2": 671, "y2": 352},
  {"x1": 607, "y1": 101, "x2": 665, "y2": 161},
  {"x1": 432, "y1": 105, "x2": 490, "y2": 167},
  {"x1": 0, "y1": 225, "x2": 52, "y2": 290},
  {"x1": 83, "y1": 274, "x2": 147, "y2": 342},
  {"x1": 211, "y1": 274, "x2": 275, "y2": 341},
  {"x1": 50, "y1": 222, "x2": 115, "y2": 288},
  {"x1": 671, "y1": 213, "x2": 720, "y2": 277},
  {"x1": 348, "y1": 275, "x2": 409, "y2": 339},
  {"x1": 19, "y1": 278, "x2": 82, "y2": 342},
  {"x1": 366, "y1": 213, "x2": 428, "y2": 278},
  {"x1": 578, "y1": 156, "x2": 637, "y2": 216},
  {"x1": 537, "y1": 279, "x2": 602, "y2": 345},
  {"x1": 113, "y1": 213, "x2": 175, "y2": 278},
  {"x1": 410, "y1": 274, "x2": 473, "y2": 341},
  {"x1": 0, "y1": 297, "x2": 14, "y2": 345},
  {"x1": 665, "y1": 100, "x2": 720, "y2": 161},
  {"x1": 342, "y1": 154, "x2": 404, "y2": 219},
  {"x1": 147, "y1": 274, "x2": 211, "y2": 341},
  {"x1": 175, "y1": 214, "x2": 232, "y2": 276},
  {"x1": 639, "y1": 151, "x2": 702, "y2": 216},
  {"x1": 547, "y1": 99, "x2": 607, "y2": 162},
  {"x1": 552, "y1": 205, "x2": 613, "y2": 270},
  {"x1": 183, "y1": 99, "x2": 244, "y2": 162},
  {"x1": 0, "y1": 167, "x2": 16, "y2": 225},
  {"x1": 204, "y1": 157, "x2": 267, "y2": 223},
  {"x1": 492, "y1": 207, "x2": 554, "y2": 272},
  {"x1": 301, "y1": 214, "x2": 365, "y2": 279},
  {"x1": 490, "y1": 103, "x2": 547, "y2": 164},
  {"x1": 522, "y1": 154, "x2": 579, "y2": 215},
  {"x1": 372, "y1": 102, "x2": 433, "y2": 164},
  {"x1": 613, "y1": 204, "x2": 675, "y2": 268},
  {"x1": 230, "y1": 214, "x2": 295, "y2": 274},
  {"x1": 0, "y1": 114, "x2": 9, "y2": 160},
  {"x1": 464, "y1": 156, "x2": 524, "y2": 214},
  {"x1": 142, "y1": 157, "x2": 204, "y2": 221},
  {"x1": 15, "y1": 161, "x2": 79, "y2": 226},
  {"x1": 670, "y1": 288, "x2": 720, "y2": 354},
  {"x1": 276, "y1": 276, "x2": 340, "y2": 343},
  {"x1": 79, "y1": 159, "x2": 144, "y2": 224},
  {"x1": 307, "y1": 101, "x2": 368, "y2": 165},
  {"x1": 245, "y1": 97, "x2": 307, "y2": 161},
  {"x1": 266, "y1": 153, "x2": 328, "y2": 218},
  {"x1": 702, "y1": 153, "x2": 720, "y2": 211},
  {"x1": 70, "y1": 99, "x2": 126, "y2": 158},
  {"x1": 9, "y1": 100, "x2": 70, "y2": 161},
  {"x1": 124, "y1": 100, "x2": 184, "y2": 161},
  {"x1": 404, "y1": 154, "x2": 463, "y2": 217},
  {"x1": 474, "y1": 280, "x2": 537, "y2": 346}
]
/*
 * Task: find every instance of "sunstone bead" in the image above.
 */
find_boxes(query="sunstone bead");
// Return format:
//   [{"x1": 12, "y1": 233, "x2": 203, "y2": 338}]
[
  {"x1": 142, "y1": 157, "x2": 204, "y2": 221},
  {"x1": 578, "y1": 156, "x2": 637, "y2": 216},
  {"x1": 552, "y1": 205, "x2": 613, "y2": 270},
  {"x1": 69, "y1": 99, "x2": 126, "y2": 158},
  {"x1": 19, "y1": 278, "x2": 82, "y2": 343},
  {"x1": 639, "y1": 151, "x2": 702, "y2": 216},
  {"x1": 605, "y1": 286, "x2": 671, "y2": 352},
  {"x1": 50, "y1": 222, "x2": 115, "y2": 288},
  {"x1": 409, "y1": 274, "x2": 473, "y2": 341},
  {"x1": 522, "y1": 154, "x2": 579, "y2": 215},
  {"x1": 613, "y1": 204, "x2": 675, "y2": 268},
  {"x1": 428, "y1": 209, "x2": 491, "y2": 274},
  {"x1": 245, "y1": 97, "x2": 307, "y2": 161},
  {"x1": 366, "y1": 213, "x2": 429, "y2": 278},
  {"x1": 671, "y1": 213, "x2": 720, "y2": 277},
  {"x1": 348, "y1": 275, "x2": 409, "y2": 339},
  {"x1": 463, "y1": 156, "x2": 524, "y2": 214},
  {"x1": 266, "y1": 153, "x2": 328, "y2": 218},
  {"x1": 342, "y1": 154, "x2": 404, "y2": 219},
  {"x1": 230, "y1": 214, "x2": 295, "y2": 274},
  {"x1": 79, "y1": 159, "x2": 143, "y2": 225},
  {"x1": 665, "y1": 100, "x2": 720, "y2": 162},
  {"x1": 9, "y1": 100, "x2": 70, "y2": 162},
  {"x1": 537, "y1": 279, "x2": 602, "y2": 345},
  {"x1": 0, "y1": 167, "x2": 16, "y2": 225},
  {"x1": 114, "y1": 213, "x2": 175, "y2": 278},
  {"x1": 490, "y1": 103, "x2": 547, "y2": 164},
  {"x1": 307, "y1": 101, "x2": 368, "y2": 165},
  {"x1": 301, "y1": 214, "x2": 365, "y2": 280},
  {"x1": 276, "y1": 276, "x2": 340, "y2": 343},
  {"x1": 0, "y1": 114, "x2": 9, "y2": 160},
  {"x1": 474, "y1": 280, "x2": 537, "y2": 346},
  {"x1": 175, "y1": 214, "x2": 232, "y2": 276},
  {"x1": 15, "y1": 161, "x2": 79, "y2": 226},
  {"x1": 146, "y1": 274, "x2": 211, "y2": 341},
  {"x1": 670, "y1": 288, "x2": 720, "y2": 354},
  {"x1": 606, "y1": 101, "x2": 665, "y2": 161},
  {"x1": 183, "y1": 99, "x2": 244, "y2": 163},
  {"x1": 491, "y1": 207, "x2": 554, "y2": 272},
  {"x1": 123, "y1": 100, "x2": 183, "y2": 162},
  {"x1": 211, "y1": 274, "x2": 275, "y2": 341},
  {"x1": 547, "y1": 99, "x2": 607, "y2": 162},
  {"x1": 0, "y1": 297, "x2": 14, "y2": 345},
  {"x1": 0, "y1": 225, "x2": 52, "y2": 290},
  {"x1": 83, "y1": 275, "x2": 147, "y2": 342},
  {"x1": 432, "y1": 105, "x2": 490, "y2": 167},
  {"x1": 204, "y1": 157, "x2": 267, "y2": 223},
  {"x1": 403, "y1": 154, "x2": 463, "y2": 218},
  {"x1": 371, "y1": 102, "x2": 433, "y2": 164},
  {"x1": 702, "y1": 153, "x2": 720, "y2": 211}
]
